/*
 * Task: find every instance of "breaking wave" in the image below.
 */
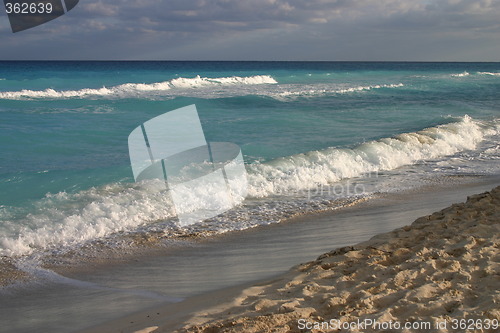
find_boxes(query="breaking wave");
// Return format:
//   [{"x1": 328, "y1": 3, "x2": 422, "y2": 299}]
[
  {"x1": 247, "y1": 116, "x2": 496, "y2": 197},
  {"x1": 451, "y1": 71, "x2": 470, "y2": 77},
  {"x1": 0, "y1": 75, "x2": 277, "y2": 100},
  {"x1": 269, "y1": 83, "x2": 404, "y2": 100},
  {"x1": 0, "y1": 116, "x2": 497, "y2": 257},
  {"x1": 478, "y1": 72, "x2": 500, "y2": 76}
]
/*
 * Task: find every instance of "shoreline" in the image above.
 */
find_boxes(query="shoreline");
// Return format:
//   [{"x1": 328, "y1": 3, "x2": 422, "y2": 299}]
[
  {"x1": 78, "y1": 178, "x2": 500, "y2": 333},
  {"x1": 173, "y1": 186, "x2": 500, "y2": 333},
  {"x1": 43, "y1": 175, "x2": 500, "y2": 280}
]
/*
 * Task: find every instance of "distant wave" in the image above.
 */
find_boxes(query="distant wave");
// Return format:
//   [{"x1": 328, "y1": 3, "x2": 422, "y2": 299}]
[
  {"x1": 1, "y1": 116, "x2": 497, "y2": 257},
  {"x1": 417, "y1": 71, "x2": 499, "y2": 79},
  {"x1": 270, "y1": 83, "x2": 404, "y2": 100},
  {"x1": 451, "y1": 71, "x2": 470, "y2": 77},
  {"x1": 478, "y1": 72, "x2": 500, "y2": 76},
  {"x1": 0, "y1": 75, "x2": 277, "y2": 100},
  {"x1": 451, "y1": 71, "x2": 500, "y2": 77}
]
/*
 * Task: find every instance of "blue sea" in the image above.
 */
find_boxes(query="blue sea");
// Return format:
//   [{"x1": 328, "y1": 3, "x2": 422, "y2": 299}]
[{"x1": 0, "y1": 61, "x2": 499, "y2": 263}]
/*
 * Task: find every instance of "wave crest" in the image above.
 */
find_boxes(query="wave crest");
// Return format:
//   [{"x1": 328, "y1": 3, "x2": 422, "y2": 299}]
[
  {"x1": 451, "y1": 71, "x2": 470, "y2": 77},
  {"x1": 246, "y1": 116, "x2": 496, "y2": 197},
  {"x1": 0, "y1": 75, "x2": 277, "y2": 100},
  {"x1": 270, "y1": 83, "x2": 404, "y2": 100},
  {"x1": 478, "y1": 72, "x2": 500, "y2": 76}
]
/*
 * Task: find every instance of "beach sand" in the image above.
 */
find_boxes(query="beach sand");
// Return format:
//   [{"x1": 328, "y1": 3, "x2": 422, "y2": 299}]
[{"x1": 92, "y1": 185, "x2": 499, "y2": 333}]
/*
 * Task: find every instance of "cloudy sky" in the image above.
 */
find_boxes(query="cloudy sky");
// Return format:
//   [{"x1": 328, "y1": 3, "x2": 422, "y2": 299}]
[{"x1": 1, "y1": 0, "x2": 499, "y2": 61}]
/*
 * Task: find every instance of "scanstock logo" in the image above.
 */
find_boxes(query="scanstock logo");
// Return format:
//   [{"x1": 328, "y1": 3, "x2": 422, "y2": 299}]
[
  {"x1": 4, "y1": 0, "x2": 79, "y2": 33},
  {"x1": 128, "y1": 105, "x2": 249, "y2": 226}
]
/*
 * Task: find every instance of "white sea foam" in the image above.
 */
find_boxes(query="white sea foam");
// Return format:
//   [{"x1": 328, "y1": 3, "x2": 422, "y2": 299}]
[
  {"x1": 451, "y1": 71, "x2": 470, "y2": 77},
  {"x1": 0, "y1": 116, "x2": 497, "y2": 257},
  {"x1": 478, "y1": 71, "x2": 500, "y2": 76},
  {"x1": 270, "y1": 83, "x2": 404, "y2": 100},
  {"x1": 246, "y1": 116, "x2": 497, "y2": 197},
  {"x1": 0, "y1": 75, "x2": 277, "y2": 100},
  {"x1": 0, "y1": 181, "x2": 177, "y2": 256}
]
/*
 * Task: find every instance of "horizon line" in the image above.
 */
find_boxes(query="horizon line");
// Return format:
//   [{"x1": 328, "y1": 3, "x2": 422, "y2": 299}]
[{"x1": 1, "y1": 60, "x2": 499, "y2": 63}]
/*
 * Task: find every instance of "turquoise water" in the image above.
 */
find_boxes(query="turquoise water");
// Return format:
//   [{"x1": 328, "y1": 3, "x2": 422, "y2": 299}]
[{"x1": 0, "y1": 61, "x2": 499, "y2": 259}]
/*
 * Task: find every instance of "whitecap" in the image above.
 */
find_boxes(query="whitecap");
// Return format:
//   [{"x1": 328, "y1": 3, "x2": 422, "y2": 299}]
[
  {"x1": 451, "y1": 71, "x2": 470, "y2": 77},
  {"x1": 478, "y1": 71, "x2": 500, "y2": 76},
  {"x1": 0, "y1": 75, "x2": 277, "y2": 100}
]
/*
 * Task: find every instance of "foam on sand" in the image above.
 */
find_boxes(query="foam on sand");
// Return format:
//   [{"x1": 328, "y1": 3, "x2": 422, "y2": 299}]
[{"x1": 172, "y1": 186, "x2": 500, "y2": 332}]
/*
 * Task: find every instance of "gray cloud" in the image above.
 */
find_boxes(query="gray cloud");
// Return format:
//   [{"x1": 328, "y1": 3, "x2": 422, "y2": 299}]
[{"x1": 0, "y1": 0, "x2": 499, "y2": 60}]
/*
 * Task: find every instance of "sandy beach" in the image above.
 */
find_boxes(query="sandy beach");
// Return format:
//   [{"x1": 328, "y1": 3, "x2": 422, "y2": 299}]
[{"x1": 86, "y1": 185, "x2": 500, "y2": 333}]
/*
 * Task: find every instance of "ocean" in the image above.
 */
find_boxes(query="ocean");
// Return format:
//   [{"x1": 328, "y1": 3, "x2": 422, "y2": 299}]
[{"x1": 0, "y1": 61, "x2": 499, "y2": 264}]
